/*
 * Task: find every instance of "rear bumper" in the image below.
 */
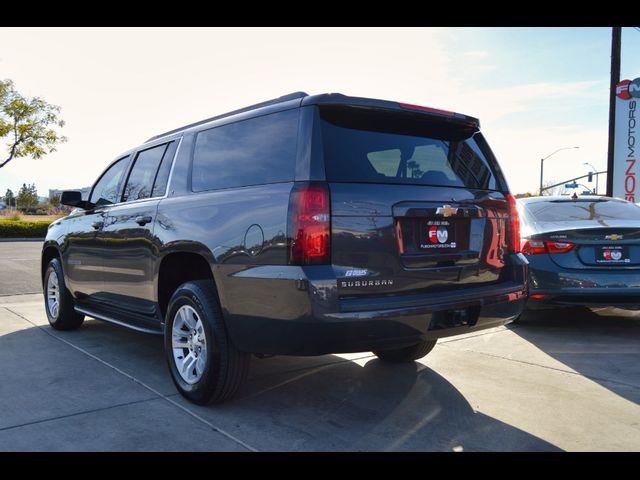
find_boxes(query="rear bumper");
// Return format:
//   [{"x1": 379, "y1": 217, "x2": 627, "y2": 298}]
[
  {"x1": 218, "y1": 254, "x2": 528, "y2": 355},
  {"x1": 528, "y1": 255, "x2": 640, "y2": 308},
  {"x1": 527, "y1": 289, "x2": 640, "y2": 309}
]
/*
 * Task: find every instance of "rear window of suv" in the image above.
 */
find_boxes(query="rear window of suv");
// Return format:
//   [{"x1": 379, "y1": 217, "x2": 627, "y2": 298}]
[{"x1": 320, "y1": 106, "x2": 498, "y2": 190}]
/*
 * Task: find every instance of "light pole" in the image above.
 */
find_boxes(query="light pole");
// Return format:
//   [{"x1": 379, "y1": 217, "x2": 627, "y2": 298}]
[
  {"x1": 539, "y1": 146, "x2": 580, "y2": 196},
  {"x1": 583, "y1": 162, "x2": 598, "y2": 194}
]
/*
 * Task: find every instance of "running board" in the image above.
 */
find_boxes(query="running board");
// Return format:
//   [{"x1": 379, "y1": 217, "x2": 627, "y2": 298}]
[{"x1": 75, "y1": 306, "x2": 163, "y2": 335}]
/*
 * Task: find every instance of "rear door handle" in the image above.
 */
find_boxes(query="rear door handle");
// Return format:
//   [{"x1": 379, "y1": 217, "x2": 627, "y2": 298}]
[
  {"x1": 92, "y1": 221, "x2": 104, "y2": 230},
  {"x1": 135, "y1": 215, "x2": 153, "y2": 226}
]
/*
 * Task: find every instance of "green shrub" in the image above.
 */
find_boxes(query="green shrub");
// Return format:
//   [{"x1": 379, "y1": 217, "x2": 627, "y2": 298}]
[{"x1": 0, "y1": 219, "x2": 51, "y2": 238}]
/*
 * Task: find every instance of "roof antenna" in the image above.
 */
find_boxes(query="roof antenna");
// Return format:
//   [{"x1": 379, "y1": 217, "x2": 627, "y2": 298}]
[{"x1": 571, "y1": 192, "x2": 578, "y2": 200}]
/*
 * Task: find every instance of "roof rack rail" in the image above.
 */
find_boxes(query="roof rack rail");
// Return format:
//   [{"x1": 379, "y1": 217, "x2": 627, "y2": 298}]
[{"x1": 145, "y1": 91, "x2": 308, "y2": 143}]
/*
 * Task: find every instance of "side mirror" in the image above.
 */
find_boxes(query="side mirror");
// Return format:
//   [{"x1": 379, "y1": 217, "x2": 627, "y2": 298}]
[{"x1": 61, "y1": 190, "x2": 94, "y2": 210}]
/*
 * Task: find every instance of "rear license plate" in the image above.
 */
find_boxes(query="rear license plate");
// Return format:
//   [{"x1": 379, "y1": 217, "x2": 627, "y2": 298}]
[
  {"x1": 419, "y1": 220, "x2": 457, "y2": 250},
  {"x1": 596, "y1": 246, "x2": 630, "y2": 264}
]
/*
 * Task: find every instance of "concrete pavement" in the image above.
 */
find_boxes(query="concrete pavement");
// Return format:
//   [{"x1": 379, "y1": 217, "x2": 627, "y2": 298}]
[{"x1": 0, "y1": 293, "x2": 638, "y2": 451}]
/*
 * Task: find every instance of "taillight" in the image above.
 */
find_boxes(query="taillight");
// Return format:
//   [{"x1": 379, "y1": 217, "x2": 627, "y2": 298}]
[
  {"x1": 521, "y1": 239, "x2": 575, "y2": 255},
  {"x1": 398, "y1": 102, "x2": 455, "y2": 117},
  {"x1": 546, "y1": 241, "x2": 575, "y2": 254},
  {"x1": 288, "y1": 182, "x2": 331, "y2": 265},
  {"x1": 521, "y1": 239, "x2": 546, "y2": 255},
  {"x1": 506, "y1": 194, "x2": 520, "y2": 254}
]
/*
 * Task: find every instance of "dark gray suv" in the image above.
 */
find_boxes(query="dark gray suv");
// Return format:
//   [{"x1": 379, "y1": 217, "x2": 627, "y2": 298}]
[{"x1": 42, "y1": 92, "x2": 528, "y2": 404}]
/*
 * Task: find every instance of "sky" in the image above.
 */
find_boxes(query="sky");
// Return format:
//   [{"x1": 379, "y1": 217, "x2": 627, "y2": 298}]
[{"x1": 1, "y1": 27, "x2": 640, "y2": 197}]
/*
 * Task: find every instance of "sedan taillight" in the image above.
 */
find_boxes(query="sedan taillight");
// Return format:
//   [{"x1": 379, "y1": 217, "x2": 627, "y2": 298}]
[{"x1": 521, "y1": 239, "x2": 575, "y2": 255}]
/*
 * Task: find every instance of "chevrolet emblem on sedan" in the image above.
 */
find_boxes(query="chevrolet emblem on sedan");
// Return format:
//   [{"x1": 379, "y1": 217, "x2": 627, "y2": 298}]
[
  {"x1": 436, "y1": 205, "x2": 460, "y2": 217},
  {"x1": 605, "y1": 234, "x2": 624, "y2": 241}
]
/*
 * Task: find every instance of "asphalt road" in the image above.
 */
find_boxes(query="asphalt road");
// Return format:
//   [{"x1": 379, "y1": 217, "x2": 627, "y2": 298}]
[
  {"x1": 0, "y1": 241, "x2": 638, "y2": 451},
  {"x1": 0, "y1": 241, "x2": 43, "y2": 296}
]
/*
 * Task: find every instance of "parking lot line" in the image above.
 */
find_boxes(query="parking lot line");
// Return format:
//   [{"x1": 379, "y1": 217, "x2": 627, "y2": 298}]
[{"x1": 5, "y1": 306, "x2": 259, "y2": 453}]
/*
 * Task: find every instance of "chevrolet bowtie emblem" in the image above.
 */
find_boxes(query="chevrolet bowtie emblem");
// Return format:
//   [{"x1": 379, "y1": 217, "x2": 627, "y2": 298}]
[
  {"x1": 605, "y1": 234, "x2": 623, "y2": 241},
  {"x1": 436, "y1": 205, "x2": 460, "y2": 217}
]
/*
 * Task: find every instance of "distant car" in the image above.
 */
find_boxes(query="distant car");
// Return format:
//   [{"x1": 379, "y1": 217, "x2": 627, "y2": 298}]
[{"x1": 518, "y1": 195, "x2": 640, "y2": 310}]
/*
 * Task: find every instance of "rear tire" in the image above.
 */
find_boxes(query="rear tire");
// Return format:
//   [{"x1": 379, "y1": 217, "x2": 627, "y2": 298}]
[
  {"x1": 164, "y1": 280, "x2": 250, "y2": 405},
  {"x1": 43, "y1": 258, "x2": 84, "y2": 331},
  {"x1": 373, "y1": 339, "x2": 437, "y2": 363}
]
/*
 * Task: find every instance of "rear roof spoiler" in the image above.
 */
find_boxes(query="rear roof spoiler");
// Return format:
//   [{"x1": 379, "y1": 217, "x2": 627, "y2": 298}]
[{"x1": 302, "y1": 93, "x2": 480, "y2": 129}]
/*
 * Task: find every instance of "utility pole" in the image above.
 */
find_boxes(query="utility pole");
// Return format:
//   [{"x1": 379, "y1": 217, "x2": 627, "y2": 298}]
[{"x1": 606, "y1": 27, "x2": 621, "y2": 197}]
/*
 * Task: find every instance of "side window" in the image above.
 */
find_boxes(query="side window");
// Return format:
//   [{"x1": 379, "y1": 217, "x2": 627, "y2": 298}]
[
  {"x1": 122, "y1": 144, "x2": 168, "y2": 202},
  {"x1": 89, "y1": 156, "x2": 130, "y2": 207},
  {"x1": 191, "y1": 109, "x2": 299, "y2": 192},
  {"x1": 151, "y1": 141, "x2": 178, "y2": 197}
]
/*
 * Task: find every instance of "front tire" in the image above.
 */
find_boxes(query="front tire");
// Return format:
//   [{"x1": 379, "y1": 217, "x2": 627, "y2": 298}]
[
  {"x1": 373, "y1": 339, "x2": 437, "y2": 363},
  {"x1": 164, "y1": 280, "x2": 250, "y2": 405},
  {"x1": 43, "y1": 258, "x2": 84, "y2": 330}
]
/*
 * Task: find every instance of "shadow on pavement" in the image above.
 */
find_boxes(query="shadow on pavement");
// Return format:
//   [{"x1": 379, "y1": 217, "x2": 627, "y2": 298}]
[
  {"x1": 512, "y1": 307, "x2": 640, "y2": 405},
  {"x1": 0, "y1": 317, "x2": 562, "y2": 451},
  {"x1": 223, "y1": 354, "x2": 562, "y2": 451}
]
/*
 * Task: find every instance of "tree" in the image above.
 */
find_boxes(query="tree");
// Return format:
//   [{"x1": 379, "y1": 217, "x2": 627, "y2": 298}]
[
  {"x1": 540, "y1": 180, "x2": 564, "y2": 196},
  {"x1": 0, "y1": 79, "x2": 67, "y2": 169},
  {"x1": 16, "y1": 183, "x2": 38, "y2": 211},
  {"x1": 4, "y1": 188, "x2": 15, "y2": 207},
  {"x1": 49, "y1": 192, "x2": 61, "y2": 208}
]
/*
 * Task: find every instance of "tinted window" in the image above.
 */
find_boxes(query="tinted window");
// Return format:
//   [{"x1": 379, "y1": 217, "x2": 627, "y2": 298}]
[
  {"x1": 90, "y1": 156, "x2": 130, "y2": 206},
  {"x1": 152, "y1": 141, "x2": 178, "y2": 197},
  {"x1": 122, "y1": 144, "x2": 168, "y2": 202},
  {"x1": 320, "y1": 107, "x2": 496, "y2": 190},
  {"x1": 191, "y1": 109, "x2": 299, "y2": 192},
  {"x1": 525, "y1": 200, "x2": 640, "y2": 222}
]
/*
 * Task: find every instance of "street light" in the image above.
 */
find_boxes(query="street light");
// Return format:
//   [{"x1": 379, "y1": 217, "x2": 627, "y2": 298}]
[
  {"x1": 539, "y1": 146, "x2": 580, "y2": 196},
  {"x1": 583, "y1": 162, "x2": 598, "y2": 194}
]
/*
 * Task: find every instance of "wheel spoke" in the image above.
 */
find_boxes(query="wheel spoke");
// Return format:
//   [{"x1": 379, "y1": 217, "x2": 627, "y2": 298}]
[
  {"x1": 172, "y1": 336, "x2": 189, "y2": 349},
  {"x1": 196, "y1": 351, "x2": 206, "y2": 376},
  {"x1": 177, "y1": 307, "x2": 189, "y2": 330},
  {"x1": 184, "y1": 310, "x2": 197, "y2": 330},
  {"x1": 181, "y1": 353, "x2": 197, "y2": 377}
]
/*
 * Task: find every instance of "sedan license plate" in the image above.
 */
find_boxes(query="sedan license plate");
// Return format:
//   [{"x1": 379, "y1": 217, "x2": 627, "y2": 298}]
[{"x1": 596, "y1": 245, "x2": 630, "y2": 264}]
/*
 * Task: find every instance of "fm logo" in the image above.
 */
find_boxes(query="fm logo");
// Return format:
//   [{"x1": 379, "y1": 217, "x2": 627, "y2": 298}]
[
  {"x1": 428, "y1": 226, "x2": 449, "y2": 244},
  {"x1": 616, "y1": 78, "x2": 640, "y2": 100}
]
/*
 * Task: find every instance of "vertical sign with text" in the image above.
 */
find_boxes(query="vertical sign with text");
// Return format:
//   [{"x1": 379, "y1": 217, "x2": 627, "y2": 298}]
[{"x1": 613, "y1": 78, "x2": 639, "y2": 201}]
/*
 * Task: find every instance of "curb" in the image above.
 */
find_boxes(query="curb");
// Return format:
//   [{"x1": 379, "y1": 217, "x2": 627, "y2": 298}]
[{"x1": 0, "y1": 238, "x2": 45, "y2": 242}]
